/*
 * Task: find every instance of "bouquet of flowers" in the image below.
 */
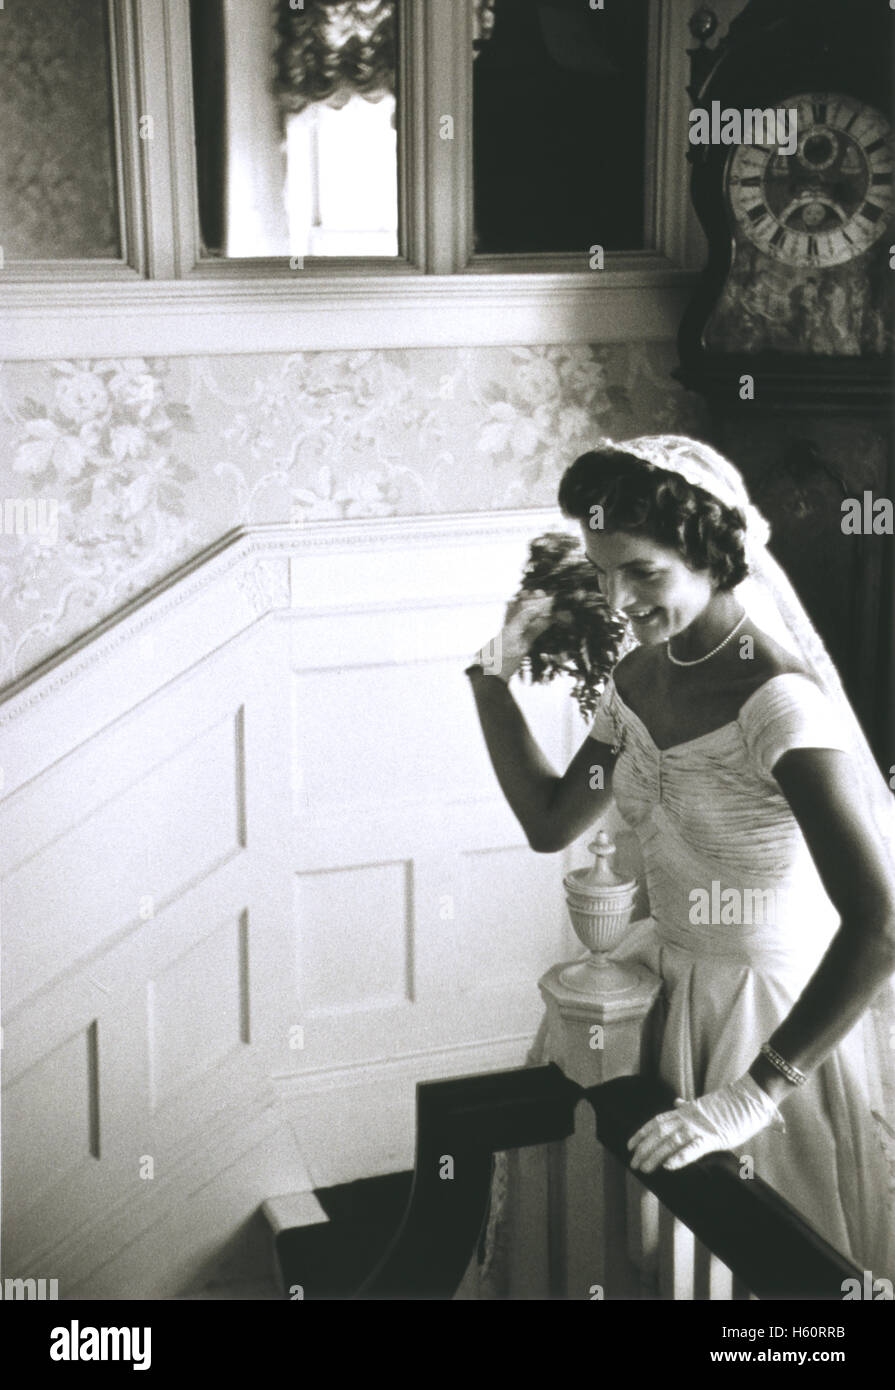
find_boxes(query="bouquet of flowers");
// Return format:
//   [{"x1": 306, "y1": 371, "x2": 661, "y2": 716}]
[{"x1": 512, "y1": 532, "x2": 632, "y2": 720}]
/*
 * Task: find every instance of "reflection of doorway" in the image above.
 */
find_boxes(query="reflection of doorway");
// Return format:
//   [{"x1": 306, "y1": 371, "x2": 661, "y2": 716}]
[{"x1": 285, "y1": 96, "x2": 398, "y2": 258}]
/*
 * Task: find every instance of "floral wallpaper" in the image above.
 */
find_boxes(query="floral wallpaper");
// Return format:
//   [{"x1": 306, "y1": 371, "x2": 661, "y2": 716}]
[{"x1": 0, "y1": 342, "x2": 702, "y2": 692}]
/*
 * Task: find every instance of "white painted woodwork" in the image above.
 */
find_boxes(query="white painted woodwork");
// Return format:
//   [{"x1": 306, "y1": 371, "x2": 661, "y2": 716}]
[
  {"x1": 1, "y1": 503, "x2": 753, "y2": 1300},
  {"x1": 0, "y1": 507, "x2": 587, "y2": 1295},
  {"x1": 534, "y1": 951, "x2": 663, "y2": 1300},
  {"x1": 498, "y1": 1145, "x2": 554, "y2": 1302},
  {"x1": 2, "y1": 270, "x2": 693, "y2": 359},
  {"x1": 262, "y1": 1192, "x2": 329, "y2": 1236},
  {"x1": 262, "y1": 1192, "x2": 329, "y2": 1295}
]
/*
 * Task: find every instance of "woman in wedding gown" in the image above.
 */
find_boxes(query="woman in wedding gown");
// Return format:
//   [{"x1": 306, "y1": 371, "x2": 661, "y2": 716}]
[{"x1": 464, "y1": 435, "x2": 895, "y2": 1291}]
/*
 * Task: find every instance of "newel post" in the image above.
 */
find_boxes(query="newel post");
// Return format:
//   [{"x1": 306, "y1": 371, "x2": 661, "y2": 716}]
[{"x1": 536, "y1": 829, "x2": 662, "y2": 1300}]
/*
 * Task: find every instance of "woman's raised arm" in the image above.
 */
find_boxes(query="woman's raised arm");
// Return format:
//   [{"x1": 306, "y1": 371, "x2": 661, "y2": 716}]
[
  {"x1": 466, "y1": 669, "x2": 616, "y2": 853},
  {"x1": 464, "y1": 589, "x2": 617, "y2": 851}
]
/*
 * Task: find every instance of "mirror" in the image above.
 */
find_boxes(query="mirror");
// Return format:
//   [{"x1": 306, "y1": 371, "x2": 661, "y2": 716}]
[
  {"x1": 191, "y1": 0, "x2": 399, "y2": 259},
  {"x1": 189, "y1": 0, "x2": 653, "y2": 265},
  {"x1": 472, "y1": 0, "x2": 651, "y2": 254}
]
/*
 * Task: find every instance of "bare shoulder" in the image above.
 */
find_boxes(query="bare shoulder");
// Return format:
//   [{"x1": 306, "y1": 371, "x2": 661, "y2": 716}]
[
  {"x1": 613, "y1": 645, "x2": 650, "y2": 679},
  {"x1": 735, "y1": 625, "x2": 817, "y2": 690},
  {"x1": 612, "y1": 644, "x2": 655, "y2": 698}
]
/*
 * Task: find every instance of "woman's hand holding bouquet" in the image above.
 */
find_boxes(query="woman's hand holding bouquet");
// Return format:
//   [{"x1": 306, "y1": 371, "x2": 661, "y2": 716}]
[{"x1": 470, "y1": 532, "x2": 631, "y2": 719}]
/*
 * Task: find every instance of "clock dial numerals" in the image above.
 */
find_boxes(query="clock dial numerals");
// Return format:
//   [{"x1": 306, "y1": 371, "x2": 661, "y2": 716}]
[{"x1": 726, "y1": 93, "x2": 894, "y2": 266}]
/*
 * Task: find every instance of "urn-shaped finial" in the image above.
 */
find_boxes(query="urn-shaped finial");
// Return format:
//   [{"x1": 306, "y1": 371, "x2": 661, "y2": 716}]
[
  {"x1": 560, "y1": 828, "x2": 638, "y2": 996},
  {"x1": 577, "y1": 829, "x2": 630, "y2": 889}
]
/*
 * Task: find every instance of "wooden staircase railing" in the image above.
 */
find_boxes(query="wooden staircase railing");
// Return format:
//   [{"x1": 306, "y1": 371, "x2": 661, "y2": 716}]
[
  {"x1": 354, "y1": 1064, "x2": 581, "y2": 1300},
  {"x1": 591, "y1": 1074, "x2": 861, "y2": 1301},
  {"x1": 273, "y1": 925, "x2": 864, "y2": 1302},
  {"x1": 345, "y1": 1065, "x2": 861, "y2": 1301}
]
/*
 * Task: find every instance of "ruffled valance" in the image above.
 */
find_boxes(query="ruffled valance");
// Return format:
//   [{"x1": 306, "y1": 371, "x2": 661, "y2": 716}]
[
  {"x1": 275, "y1": 0, "x2": 396, "y2": 113},
  {"x1": 274, "y1": 0, "x2": 499, "y2": 113}
]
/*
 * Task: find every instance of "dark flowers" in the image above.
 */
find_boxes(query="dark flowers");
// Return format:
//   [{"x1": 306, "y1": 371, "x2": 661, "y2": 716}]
[{"x1": 514, "y1": 531, "x2": 631, "y2": 720}]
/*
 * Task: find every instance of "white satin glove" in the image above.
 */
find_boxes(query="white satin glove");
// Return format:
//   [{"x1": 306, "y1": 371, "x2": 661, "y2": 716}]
[
  {"x1": 469, "y1": 591, "x2": 554, "y2": 683},
  {"x1": 627, "y1": 1073, "x2": 786, "y2": 1174}
]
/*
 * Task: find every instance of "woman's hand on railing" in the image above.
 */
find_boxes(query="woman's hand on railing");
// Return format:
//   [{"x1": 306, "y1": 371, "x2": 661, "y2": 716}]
[{"x1": 626, "y1": 1073, "x2": 785, "y2": 1174}]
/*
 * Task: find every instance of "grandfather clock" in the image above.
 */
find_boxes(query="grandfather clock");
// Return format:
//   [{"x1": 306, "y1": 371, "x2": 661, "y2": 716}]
[{"x1": 675, "y1": 0, "x2": 895, "y2": 771}]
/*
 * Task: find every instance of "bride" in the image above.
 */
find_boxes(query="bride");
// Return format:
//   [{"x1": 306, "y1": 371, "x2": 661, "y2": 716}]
[{"x1": 464, "y1": 434, "x2": 895, "y2": 1290}]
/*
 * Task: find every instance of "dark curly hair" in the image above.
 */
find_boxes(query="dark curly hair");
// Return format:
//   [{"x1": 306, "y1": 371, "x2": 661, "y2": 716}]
[{"x1": 557, "y1": 447, "x2": 750, "y2": 592}]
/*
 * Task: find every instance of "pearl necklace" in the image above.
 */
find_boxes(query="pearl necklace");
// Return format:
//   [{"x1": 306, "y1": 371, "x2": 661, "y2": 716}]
[{"x1": 666, "y1": 610, "x2": 748, "y2": 667}]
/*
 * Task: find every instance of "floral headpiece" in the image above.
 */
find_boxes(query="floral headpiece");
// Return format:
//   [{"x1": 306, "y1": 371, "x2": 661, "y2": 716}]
[{"x1": 601, "y1": 434, "x2": 772, "y2": 553}]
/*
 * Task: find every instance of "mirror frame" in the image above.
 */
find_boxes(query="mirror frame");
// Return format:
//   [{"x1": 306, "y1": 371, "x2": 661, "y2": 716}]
[{"x1": 2, "y1": 0, "x2": 712, "y2": 358}]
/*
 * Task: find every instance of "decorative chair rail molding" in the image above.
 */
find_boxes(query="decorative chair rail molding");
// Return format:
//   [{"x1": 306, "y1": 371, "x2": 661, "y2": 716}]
[{"x1": 0, "y1": 507, "x2": 569, "y2": 749}]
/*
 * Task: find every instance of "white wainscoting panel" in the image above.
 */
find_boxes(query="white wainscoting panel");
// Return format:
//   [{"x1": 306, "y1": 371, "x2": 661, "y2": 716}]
[{"x1": 1, "y1": 510, "x2": 597, "y2": 1292}]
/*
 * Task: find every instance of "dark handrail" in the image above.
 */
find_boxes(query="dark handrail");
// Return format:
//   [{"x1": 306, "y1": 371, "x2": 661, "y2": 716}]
[
  {"x1": 590, "y1": 1075, "x2": 862, "y2": 1300},
  {"x1": 299, "y1": 1063, "x2": 863, "y2": 1300},
  {"x1": 354, "y1": 1064, "x2": 581, "y2": 1299}
]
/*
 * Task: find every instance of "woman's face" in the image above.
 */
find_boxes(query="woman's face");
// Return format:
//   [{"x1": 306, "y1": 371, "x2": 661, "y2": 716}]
[{"x1": 580, "y1": 525, "x2": 715, "y2": 644}]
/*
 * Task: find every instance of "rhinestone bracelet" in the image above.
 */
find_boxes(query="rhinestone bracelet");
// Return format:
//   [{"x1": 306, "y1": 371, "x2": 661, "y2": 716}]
[{"x1": 760, "y1": 1042, "x2": 807, "y2": 1087}]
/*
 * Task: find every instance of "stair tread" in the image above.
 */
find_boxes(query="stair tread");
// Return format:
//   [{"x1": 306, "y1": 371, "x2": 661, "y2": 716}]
[{"x1": 274, "y1": 1171, "x2": 414, "y2": 1300}]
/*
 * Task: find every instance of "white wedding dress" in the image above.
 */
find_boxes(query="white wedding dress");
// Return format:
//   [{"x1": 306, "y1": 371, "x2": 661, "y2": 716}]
[
  {"x1": 585, "y1": 668, "x2": 894, "y2": 1280},
  {"x1": 468, "y1": 668, "x2": 895, "y2": 1297}
]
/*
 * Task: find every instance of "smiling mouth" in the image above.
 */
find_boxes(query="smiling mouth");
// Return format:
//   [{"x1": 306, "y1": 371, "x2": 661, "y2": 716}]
[{"x1": 627, "y1": 608, "x2": 660, "y2": 621}]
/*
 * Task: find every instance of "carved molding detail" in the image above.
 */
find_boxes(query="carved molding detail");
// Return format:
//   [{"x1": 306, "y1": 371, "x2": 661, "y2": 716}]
[{"x1": 0, "y1": 509, "x2": 565, "y2": 728}]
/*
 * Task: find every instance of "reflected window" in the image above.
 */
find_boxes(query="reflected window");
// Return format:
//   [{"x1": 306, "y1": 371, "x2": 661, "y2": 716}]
[
  {"x1": 0, "y1": 0, "x2": 120, "y2": 260},
  {"x1": 191, "y1": 0, "x2": 398, "y2": 259},
  {"x1": 472, "y1": 0, "x2": 650, "y2": 254}
]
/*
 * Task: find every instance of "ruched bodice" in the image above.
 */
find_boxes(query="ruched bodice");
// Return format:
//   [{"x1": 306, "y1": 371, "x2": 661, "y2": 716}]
[{"x1": 593, "y1": 672, "x2": 844, "y2": 979}]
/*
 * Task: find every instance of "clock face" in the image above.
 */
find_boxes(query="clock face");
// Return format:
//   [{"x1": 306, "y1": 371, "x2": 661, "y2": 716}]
[{"x1": 726, "y1": 93, "x2": 894, "y2": 267}]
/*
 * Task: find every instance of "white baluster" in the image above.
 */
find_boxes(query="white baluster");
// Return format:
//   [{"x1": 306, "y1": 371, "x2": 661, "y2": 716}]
[
  {"x1": 694, "y1": 1238, "x2": 735, "y2": 1299},
  {"x1": 626, "y1": 1175, "x2": 660, "y2": 1297},
  {"x1": 658, "y1": 1206, "x2": 696, "y2": 1300}
]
